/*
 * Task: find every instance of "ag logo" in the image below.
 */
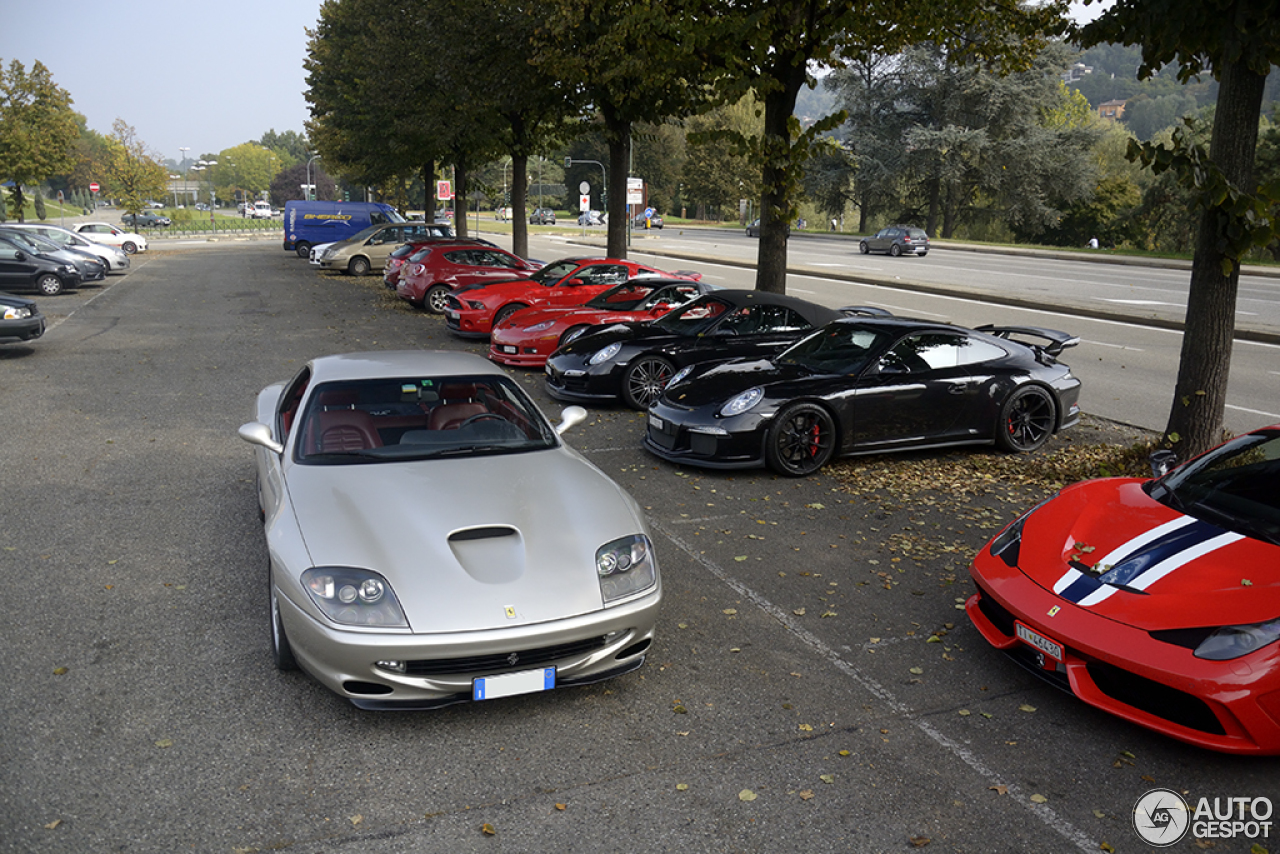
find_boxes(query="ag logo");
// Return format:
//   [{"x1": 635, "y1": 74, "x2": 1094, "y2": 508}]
[{"x1": 1133, "y1": 788, "x2": 1190, "y2": 846}]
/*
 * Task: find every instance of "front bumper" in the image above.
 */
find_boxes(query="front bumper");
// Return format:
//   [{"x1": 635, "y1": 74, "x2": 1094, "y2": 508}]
[
  {"x1": 276, "y1": 582, "x2": 661, "y2": 709},
  {"x1": 445, "y1": 306, "x2": 495, "y2": 338},
  {"x1": 643, "y1": 403, "x2": 769, "y2": 469},
  {"x1": 544, "y1": 357, "x2": 627, "y2": 403},
  {"x1": 968, "y1": 548, "x2": 1280, "y2": 755},
  {"x1": 0, "y1": 314, "x2": 45, "y2": 342}
]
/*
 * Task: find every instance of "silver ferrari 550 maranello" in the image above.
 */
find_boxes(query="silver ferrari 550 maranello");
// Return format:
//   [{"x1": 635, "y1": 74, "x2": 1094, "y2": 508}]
[{"x1": 238, "y1": 351, "x2": 661, "y2": 709}]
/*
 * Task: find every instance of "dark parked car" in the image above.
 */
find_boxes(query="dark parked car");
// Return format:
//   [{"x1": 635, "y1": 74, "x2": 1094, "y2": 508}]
[
  {"x1": 745, "y1": 218, "x2": 790, "y2": 238},
  {"x1": 644, "y1": 315, "x2": 1081, "y2": 476},
  {"x1": 0, "y1": 228, "x2": 105, "y2": 284},
  {"x1": 633, "y1": 212, "x2": 664, "y2": 229},
  {"x1": 546, "y1": 290, "x2": 842, "y2": 410},
  {"x1": 529, "y1": 208, "x2": 557, "y2": 225},
  {"x1": 860, "y1": 225, "x2": 929, "y2": 256},
  {"x1": 121, "y1": 211, "x2": 172, "y2": 228},
  {"x1": 0, "y1": 292, "x2": 45, "y2": 343},
  {"x1": 0, "y1": 235, "x2": 82, "y2": 296}
]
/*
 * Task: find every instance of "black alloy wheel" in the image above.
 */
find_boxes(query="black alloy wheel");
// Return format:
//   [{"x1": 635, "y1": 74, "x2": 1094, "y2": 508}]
[
  {"x1": 859, "y1": 241, "x2": 870, "y2": 255},
  {"x1": 492, "y1": 302, "x2": 528, "y2": 329},
  {"x1": 889, "y1": 243, "x2": 902, "y2": 257},
  {"x1": 765, "y1": 402, "x2": 836, "y2": 476},
  {"x1": 995, "y1": 385, "x2": 1056, "y2": 453},
  {"x1": 622, "y1": 356, "x2": 675, "y2": 410}
]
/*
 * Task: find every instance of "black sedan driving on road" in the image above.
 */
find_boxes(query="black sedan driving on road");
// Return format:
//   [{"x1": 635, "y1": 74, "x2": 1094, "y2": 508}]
[
  {"x1": 545, "y1": 290, "x2": 844, "y2": 410},
  {"x1": 644, "y1": 316, "x2": 1082, "y2": 476}
]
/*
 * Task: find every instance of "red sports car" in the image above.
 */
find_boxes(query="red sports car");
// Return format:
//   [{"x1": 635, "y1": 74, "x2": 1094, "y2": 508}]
[
  {"x1": 395, "y1": 241, "x2": 541, "y2": 314},
  {"x1": 488, "y1": 278, "x2": 719, "y2": 368},
  {"x1": 968, "y1": 424, "x2": 1280, "y2": 754},
  {"x1": 444, "y1": 257, "x2": 701, "y2": 340}
]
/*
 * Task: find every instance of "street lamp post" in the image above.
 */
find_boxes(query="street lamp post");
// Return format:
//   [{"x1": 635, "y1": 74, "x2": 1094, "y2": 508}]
[{"x1": 306, "y1": 154, "x2": 321, "y2": 201}]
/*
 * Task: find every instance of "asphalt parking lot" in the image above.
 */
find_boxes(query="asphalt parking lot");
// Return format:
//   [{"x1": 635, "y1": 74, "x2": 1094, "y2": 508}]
[{"x1": 1, "y1": 242, "x2": 1275, "y2": 853}]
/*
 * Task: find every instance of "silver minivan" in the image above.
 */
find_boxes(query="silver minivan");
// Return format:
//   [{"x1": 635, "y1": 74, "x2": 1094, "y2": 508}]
[{"x1": 315, "y1": 221, "x2": 451, "y2": 276}]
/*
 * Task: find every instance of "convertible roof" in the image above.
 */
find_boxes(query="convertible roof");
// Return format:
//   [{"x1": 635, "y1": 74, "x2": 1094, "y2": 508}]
[{"x1": 709, "y1": 289, "x2": 844, "y2": 325}]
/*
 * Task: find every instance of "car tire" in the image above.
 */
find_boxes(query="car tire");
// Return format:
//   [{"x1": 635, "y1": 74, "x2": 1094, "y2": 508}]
[
  {"x1": 270, "y1": 584, "x2": 298, "y2": 671},
  {"x1": 121, "y1": 241, "x2": 137, "y2": 255},
  {"x1": 347, "y1": 256, "x2": 371, "y2": 276},
  {"x1": 890, "y1": 243, "x2": 902, "y2": 257},
  {"x1": 917, "y1": 250, "x2": 928, "y2": 257},
  {"x1": 622, "y1": 355, "x2": 674, "y2": 410},
  {"x1": 36, "y1": 273, "x2": 64, "y2": 296},
  {"x1": 859, "y1": 241, "x2": 870, "y2": 254},
  {"x1": 994, "y1": 385, "x2": 1056, "y2": 453},
  {"x1": 294, "y1": 241, "x2": 311, "y2": 259},
  {"x1": 560, "y1": 325, "x2": 590, "y2": 347},
  {"x1": 493, "y1": 302, "x2": 528, "y2": 329},
  {"x1": 424, "y1": 284, "x2": 450, "y2": 314},
  {"x1": 766, "y1": 402, "x2": 836, "y2": 477}
]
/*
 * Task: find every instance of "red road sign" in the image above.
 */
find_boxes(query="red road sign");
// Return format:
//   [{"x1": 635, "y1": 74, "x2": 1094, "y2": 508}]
[{"x1": 89, "y1": 182, "x2": 100, "y2": 193}]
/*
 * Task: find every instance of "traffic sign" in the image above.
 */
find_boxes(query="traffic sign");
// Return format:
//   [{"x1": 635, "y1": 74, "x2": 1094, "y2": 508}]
[
  {"x1": 436, "y1": 180, "x2": 453, "y2": 201},
  {"x1": 579, "y1": 194, "x2": 590, "y2": 212},
  {"x1": 89, "y1": 182, "x2": 100, "y2": 193}
]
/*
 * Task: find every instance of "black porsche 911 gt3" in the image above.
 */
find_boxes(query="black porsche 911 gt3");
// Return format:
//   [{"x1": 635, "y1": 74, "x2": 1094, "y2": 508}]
[
  {"x1": 545, "y1": 290, "x2": 844, "y2": 410},
  {"x1": 644, "y1": 315, "x2": 1082, "y2": 476}
]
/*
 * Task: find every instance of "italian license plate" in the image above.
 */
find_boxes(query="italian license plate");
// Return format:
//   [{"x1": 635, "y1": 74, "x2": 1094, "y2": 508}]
[
  {"x1": 649, "y1": 414, "x2": 664, "y2": 431},
  {"x1": 1015, "y1": 622, "x2": 1064, "y2": 662},
  {"x1": 446, "y1": 310, "x2": 458, "y2": 321},
  {"x1": 473, "y1": 667, "x2": 555, "y2": 701}
]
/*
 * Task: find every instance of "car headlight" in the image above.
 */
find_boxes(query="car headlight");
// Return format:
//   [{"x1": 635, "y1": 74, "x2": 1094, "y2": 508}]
[
  {"x1": 301, "y1": 567, "x2": 408, "y2": 627},
  {"x1": 597, "y1": 534, "x2": 658, "y2": 604},
  {"x1": 1195, "y1": 619, "x2": 1280, "y2": 660},
  {"x1": 720, "y1": 387, "x2": 764, "y2": 417},
  {"x1": 524, "y1": 320, "x2": 555, "y2": 332},
  {"x1": 668, "y1": 365, "x2": 694, "y2": 386},
  {"x1": 588, "y1": 341, "x2": 622, "y2": 365},
  {"x1": 320, "y1": 248, "x2": 336, "y2": 260},
  {"x1": 61, "y1": 264, "x2": 76, "y2": 273},
  {"x1": 467, "y1": 300, "x2": 487, "y2": 310},
  {"x1": 3, "y1": 306, "x2": 32, "y2": 320}
]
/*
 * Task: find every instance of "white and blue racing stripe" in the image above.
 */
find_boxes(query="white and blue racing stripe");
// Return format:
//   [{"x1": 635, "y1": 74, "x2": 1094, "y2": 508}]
[{"x1": 1053, "y1": 515, "x2": 1245, "y2": 607}]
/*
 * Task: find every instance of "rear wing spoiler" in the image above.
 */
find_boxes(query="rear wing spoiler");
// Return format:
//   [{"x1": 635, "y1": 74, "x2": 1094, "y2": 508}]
[{"x1": 975, "y1": 324, "x2": 1080, "y2": 358}]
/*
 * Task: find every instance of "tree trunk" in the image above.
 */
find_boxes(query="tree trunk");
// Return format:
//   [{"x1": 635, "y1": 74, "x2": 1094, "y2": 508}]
[
  {"x1": 1163, "y1": 59, "x2": 1266, "y2": 459},
  {"x1": 756, "y1": 70, "x2": 805, "y2": 294},
  {"x1": 925, "y1": 176, "x2": 940, "y2": 237},
  {"x1": 604, "y1": 124, "x2": 630, "y2": 260},
  {"x1": 422, "y1": 162, "x2": 436, "y2": 222},
  {"x1": 511, "y1": 154, "x2": 529, "y2": 259},
  {"x1": 454, "y1": 160, "x2": 470, "y2": 239}
]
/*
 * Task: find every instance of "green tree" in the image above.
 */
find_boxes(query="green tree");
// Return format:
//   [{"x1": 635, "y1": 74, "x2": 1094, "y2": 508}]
[
  {"x1": 215, "y1": 143, "x2": 281, "y2": 204},
  {"x1": 0, "y1": 59, "x2": 79, "y2": 222},
  {"x1": 1079, "y1": 0, "x2": 1280, "y2": 457},
  {"x1": 258, "y1": 129, "x2": 309, "y2": 168},
  {"x1": 105, "y1": 120, "x2": 168, "y2": 216},
  {"x1": 682, "y1": 96, "x2": 763, "y2": 220},
  {"x1": 693, "y1": 0, "x2": 1070, "y2": 293}
]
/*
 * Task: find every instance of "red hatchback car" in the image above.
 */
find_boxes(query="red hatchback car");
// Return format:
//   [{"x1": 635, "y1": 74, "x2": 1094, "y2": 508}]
[
  {"x1": 968, "y1": 424, "x2": 1280, "y2": 754},
  {"x1": 445, "y1": 257, "x2": 701, "y2": 340},
  {"x1": 489, "y1": 278, "x2": 718, "y2": 368},
  {"x1": 395, "y1": 241, "x2": 541, "y2": 314}
]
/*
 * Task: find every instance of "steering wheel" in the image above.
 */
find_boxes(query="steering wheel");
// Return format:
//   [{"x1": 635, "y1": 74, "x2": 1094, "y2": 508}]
[{"x1": 458, "y1": 413, "x2": 505, "y2": 428}]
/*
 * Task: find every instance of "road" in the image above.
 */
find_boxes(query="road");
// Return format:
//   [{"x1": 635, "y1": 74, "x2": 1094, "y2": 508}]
[{"x1": 2, "y1": 243, "x2": 1275, "y2": 853}]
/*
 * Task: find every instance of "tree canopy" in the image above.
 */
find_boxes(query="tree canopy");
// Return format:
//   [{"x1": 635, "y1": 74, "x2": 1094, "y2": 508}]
[{"x1": 0, "y1": 59, "x2": 79, "y2": 221}]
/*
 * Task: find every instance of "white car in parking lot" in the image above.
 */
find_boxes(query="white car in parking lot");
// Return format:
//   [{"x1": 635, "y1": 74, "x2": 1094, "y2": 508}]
[{"x1": 73, "y1": 222, "x2": 148, "y2": 255}]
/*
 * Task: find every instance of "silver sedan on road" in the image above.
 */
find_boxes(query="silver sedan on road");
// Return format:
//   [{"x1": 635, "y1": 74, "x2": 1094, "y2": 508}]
[{"x1": 238, "y1": 351, "x2": 661, "y2": 709}]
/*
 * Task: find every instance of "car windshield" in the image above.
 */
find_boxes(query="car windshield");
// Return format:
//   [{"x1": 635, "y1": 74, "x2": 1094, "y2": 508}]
[
  {"x1": 528, "y1": 259, "x2": 588, "y2": 285},
  {"x1": 295, "y1": 374, "x2": 558, "y2": 464},
  {"x1": 776, "y1": 323, "x2": 891, "y2": 374},
  {"x1": 1148, "y1": 429, "x2": 1280, "y2": 545},
  {"x1": 584, "y1": 281, "x2": 683, "y2": 311},
  {"x1": 349, "y1": 224, "x2": 383, "y2": 242},
  {"x1": 2, "y1": 231, "x2": 48, "y2": 253},
  {"x1": 650, "y1": 295, "x2": 733, "y2": 335}
]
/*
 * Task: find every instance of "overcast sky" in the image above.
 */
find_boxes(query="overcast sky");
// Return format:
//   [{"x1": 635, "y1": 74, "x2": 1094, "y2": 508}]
[
  {"x1": 3, "y1": 1, "x2": 1110, "y2": 168},
  {"x1": 1, "y1": 0, "x2": 324, "y2": 164}
]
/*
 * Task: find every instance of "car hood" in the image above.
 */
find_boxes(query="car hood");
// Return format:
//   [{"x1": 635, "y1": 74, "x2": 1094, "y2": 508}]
[
  {"x1": 284, "y1": 448, "x2": 648, "y2": 634},
  {"x1": 666, "y1": 359, "x2": 806, "y2": 407},
  {"x1": 453, "y1": 276, "x2": 537, "y2": 296},
  {"x1": 558, "y1": 321, "x2": 675, "y2": 355},
  {"x1": 1017, "y1": 479, "x2": 1280, "y2": 630}
]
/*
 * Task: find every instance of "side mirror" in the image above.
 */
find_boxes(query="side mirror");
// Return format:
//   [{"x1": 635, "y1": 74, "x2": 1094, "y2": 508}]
[
  {"x1": 555, "y1": 406, "x2": 588, "y2": 435},
  {"x1": 874, "y1": 360, "x2": 909, "y2": 375},
  {"x1": 13, "y1": 251, "x2": 26, "y2": 262},
  {"x1": 1149, "y1": 449, "x2": 1177, "y2": 478},
  {"x1": 238, "y1": 422, "x2": 284, "y2": 454}
]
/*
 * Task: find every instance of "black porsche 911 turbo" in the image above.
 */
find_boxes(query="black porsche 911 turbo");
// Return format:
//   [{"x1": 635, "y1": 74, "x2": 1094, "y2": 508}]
[
  {"x1": 545, "y1": 290, "x2": 844, "y2": 410},
  {"x1": 643, "y1": 315, "x2": 1082, "y2": 476}
]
